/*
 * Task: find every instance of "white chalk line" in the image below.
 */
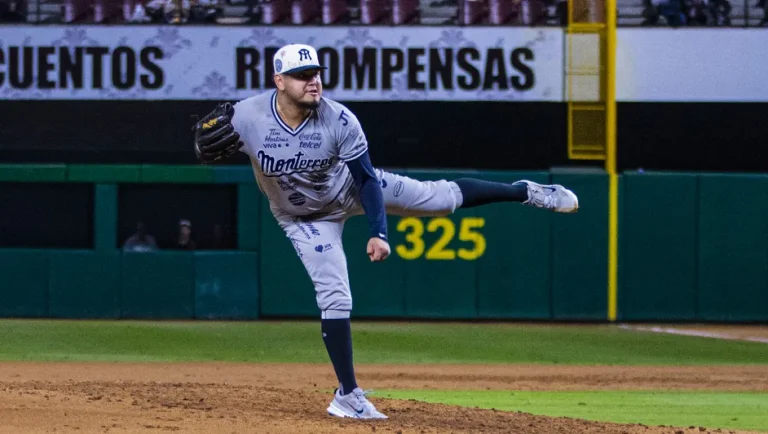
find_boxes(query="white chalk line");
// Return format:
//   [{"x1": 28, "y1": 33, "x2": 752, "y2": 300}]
[{"x1": 618, "y1": 324, "x2": 768, "y2": 344}]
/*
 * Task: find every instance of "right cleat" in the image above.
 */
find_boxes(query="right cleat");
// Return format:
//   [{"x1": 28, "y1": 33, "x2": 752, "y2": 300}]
[{"x1": 513, "y1": 180, "x2": 579, "y2": 213}]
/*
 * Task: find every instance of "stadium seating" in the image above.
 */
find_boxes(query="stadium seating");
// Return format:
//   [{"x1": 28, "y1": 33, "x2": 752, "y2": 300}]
[
  {"x1": 92, "y1": 0, "x2": 132, "y2": 22},
  {"x1": 291, "y1": 0, "x2": 321, "y2": 23},
  {"x1": 488, "y1": 0, "x2": 515, "y2": 24},
  {"x1": 392, "y1": 0, "x2": 419, "y2": 23},
  {"x1": 62, "y1": 0, "x2": 82, "y2": 22},
  {"x1": 321, "y1": 0, "x2": 349, "y2": 23},
  {"x1": 11, "y1": 0, "x2": 766, "y2": 26},
  {"x1": 0, "y1": 0, "x2": 27, "y2": 21},
  {"x1": 457, "y1": 0, "x2": 486, "y2": 24},
  {"x1": 359, "y1": 0, "x2": 389, "y2": 24},
  {"x1": 617, "y1": 0, "x2": 764, "y2": 26},
  {"x1": 261, "y1": 0, "x2": 290, "y2": 23}
]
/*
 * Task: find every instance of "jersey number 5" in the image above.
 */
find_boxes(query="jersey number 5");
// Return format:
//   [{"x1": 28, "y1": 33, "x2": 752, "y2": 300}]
[{"x1": 338, "y1": 110, "x2": 350, "y2": 126}]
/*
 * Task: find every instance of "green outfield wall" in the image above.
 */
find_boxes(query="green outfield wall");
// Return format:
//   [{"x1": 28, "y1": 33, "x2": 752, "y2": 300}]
[{"x1": 0, "y1": 165, "x2": 765, "y2": 321}]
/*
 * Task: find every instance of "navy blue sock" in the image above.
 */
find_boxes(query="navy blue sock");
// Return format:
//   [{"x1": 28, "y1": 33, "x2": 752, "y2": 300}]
[
  {"x1": 321, "y1": 318, "x2": 358, "y2": 395},
  {"x1": 454, "y1": 178, "x2": 528, "y2": 208}
]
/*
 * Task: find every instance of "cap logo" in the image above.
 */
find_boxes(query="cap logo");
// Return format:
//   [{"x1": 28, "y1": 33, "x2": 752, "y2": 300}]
[
  {"x1": 298, "y1": 49, "x2": 312, "y2": 62},
  {"x1": 275, "y1": 59, "x2": 283, "y2": 73}
]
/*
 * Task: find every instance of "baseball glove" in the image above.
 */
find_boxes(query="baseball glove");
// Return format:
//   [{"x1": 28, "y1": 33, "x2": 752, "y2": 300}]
[{"x1": 193, "y1": 102, "x2": 244, "y2": 163}]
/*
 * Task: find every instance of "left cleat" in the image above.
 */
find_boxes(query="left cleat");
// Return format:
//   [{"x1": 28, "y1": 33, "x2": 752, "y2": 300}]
[
  {"x1": 513, "y1": 180, "x2": 579, "y2": 213},
  {"x1": 327, "y1": 387, "x2": 388, "y2": 419}
]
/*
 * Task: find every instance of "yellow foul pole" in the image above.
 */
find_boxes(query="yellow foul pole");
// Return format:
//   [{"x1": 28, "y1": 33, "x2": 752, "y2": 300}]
[{"x1": 605, "y1": 0, "x2": 618, "y2": 322}]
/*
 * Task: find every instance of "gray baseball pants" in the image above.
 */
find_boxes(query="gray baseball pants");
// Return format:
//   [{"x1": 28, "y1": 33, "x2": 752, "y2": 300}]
[{"x1": 272, "y1": 169, "x2": 463, "y2": 319}]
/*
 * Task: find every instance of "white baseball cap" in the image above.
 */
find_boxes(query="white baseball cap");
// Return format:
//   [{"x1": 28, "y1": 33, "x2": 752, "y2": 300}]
[{"x1": 273, "y1": 44, "x2": 327, "y2": 75}]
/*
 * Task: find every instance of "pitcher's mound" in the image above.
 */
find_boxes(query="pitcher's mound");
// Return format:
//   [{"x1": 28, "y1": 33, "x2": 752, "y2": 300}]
[{"x1": 0, "y1": 362, "x2": 764, "y2": 434}]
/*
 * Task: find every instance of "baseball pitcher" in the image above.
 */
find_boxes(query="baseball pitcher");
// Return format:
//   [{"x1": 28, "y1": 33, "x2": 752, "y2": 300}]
[{"x1": 192, "y1": 43, "x2": 578, "y2": 420}]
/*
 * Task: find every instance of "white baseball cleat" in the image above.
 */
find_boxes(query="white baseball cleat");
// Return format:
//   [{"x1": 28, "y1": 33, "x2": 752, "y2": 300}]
[
  {"x1": 514, "y1": 180, "x2": 579, "y2": 213},
  {"x1": 327, "y1": 387, "x2": 388, "y2": 419}
]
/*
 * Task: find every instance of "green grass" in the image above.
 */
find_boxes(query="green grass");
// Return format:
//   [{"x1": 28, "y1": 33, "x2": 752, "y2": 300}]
[
  {"x1": 0, "y1": 320, "x2": 767, "y2": 365},
  {"x1": 379, "y1": 390, "x2": 768, "y2": 433}
]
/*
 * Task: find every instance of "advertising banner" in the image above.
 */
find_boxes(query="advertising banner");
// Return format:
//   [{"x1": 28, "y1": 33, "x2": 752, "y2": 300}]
[{"x1": 0, "y1": 26, "x2": 564, "y2": 101}]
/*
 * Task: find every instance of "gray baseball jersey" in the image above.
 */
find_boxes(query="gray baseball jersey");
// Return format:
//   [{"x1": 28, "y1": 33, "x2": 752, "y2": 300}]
[
  {"x1": 231, "y1": 91, "x2": 367, "y2": 216},
  {"x1": 230, "y1": 90, "x2": 464, "y2": 316}
]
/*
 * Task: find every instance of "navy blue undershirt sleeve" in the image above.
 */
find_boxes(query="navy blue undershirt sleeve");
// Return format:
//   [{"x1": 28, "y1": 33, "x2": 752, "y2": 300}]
[{"x1": 346, "y1": 151, "x2": 388, "y2": 241}]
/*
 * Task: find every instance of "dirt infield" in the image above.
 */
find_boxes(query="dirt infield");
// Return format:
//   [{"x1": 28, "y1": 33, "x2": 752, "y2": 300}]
[{"x1": 1, "y1": 363, "x2": 766, "y2": 434}]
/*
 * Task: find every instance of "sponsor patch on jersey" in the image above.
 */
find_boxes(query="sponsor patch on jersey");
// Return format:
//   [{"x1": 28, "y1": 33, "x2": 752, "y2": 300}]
[
  {"x1": 315, "y1": 243, "x2": 333, "y2": 253},
  {"x1": 298, "y1": 132, "x2": 322, "y2": 148},
  {"x1": 305, "y1": 222, "x2": 321, "y2": 237},
  {"x1": 277, "y1": 179, "x2": 296, "y2": 191},
  {"x1": 394, "y1": 180, "x2": 405, "y2": 197},
  {"x1": 307, "y1": 172, "x2": 329, "y2": 182},
  {"x1": 295, "y1": 222, "x2": 320, "y2": 239},
  {"x1": 291, "y1": 239, "x2": 303, "y2": 258},
  {"x1": 311, "y1": 180, "x2": 334, "y2": 198},
  {"x1": 289, "y1": 192, "x2": 306, "y2": 206},
  {"x1": 264, "y1": 128, "x2": 290, "y2": 148}
]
